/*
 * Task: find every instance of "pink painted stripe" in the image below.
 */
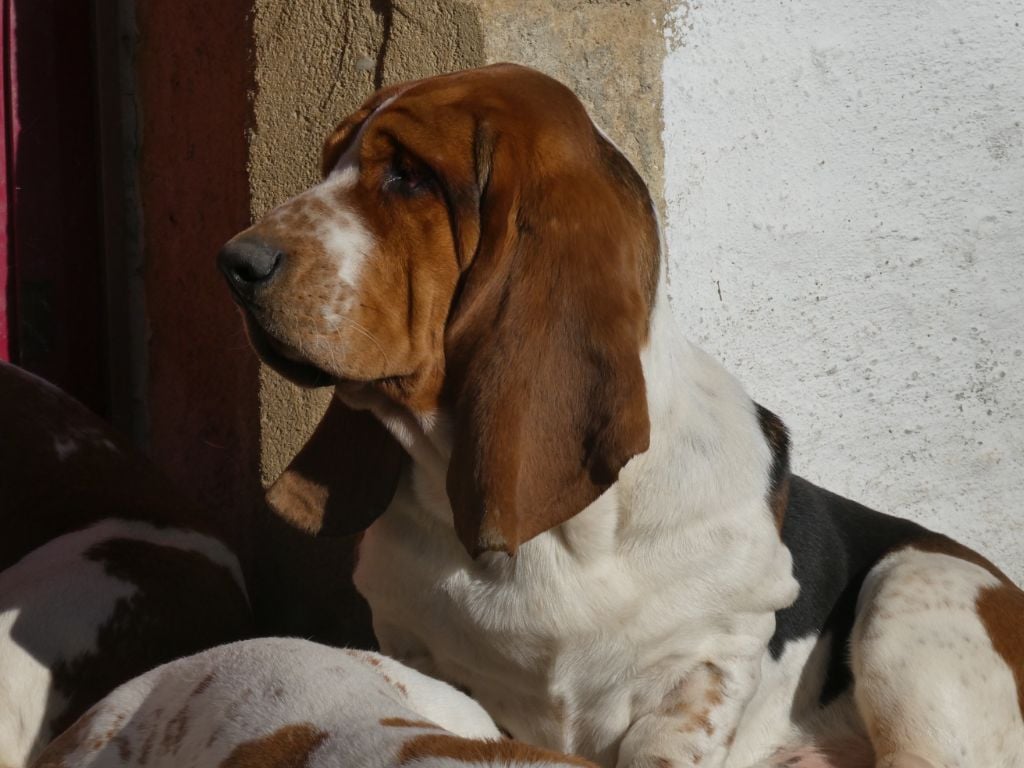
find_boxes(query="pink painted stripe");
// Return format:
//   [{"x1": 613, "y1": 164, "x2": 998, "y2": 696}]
[{"x1": 0, "y1": 0, "x2": 13, "y2": 361}]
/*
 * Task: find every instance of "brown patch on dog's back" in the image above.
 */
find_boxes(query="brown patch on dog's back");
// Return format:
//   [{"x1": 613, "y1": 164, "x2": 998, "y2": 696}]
[
  {"x1": 0, "y1": 364, "x2": 227, "y2": 572},
  {"x1": 910, "y1": 533, "x2": 1013, "y2": 583},
  {"x1": 977, "y1": 584, "x2": 1024, "y2": 717},
  {"x1": 162, "y1": 701, "x2": 191, "y2": 752},
  {"x1": 32, "y1": 709, "x2": 98, "y2": 768},
  {"x1": 397, "y1": 733, "x2": 597, "y2": 767},
  {"x1": 191, "y1": 672, "x2": 217, "y2": 697},
  {"x1": 344, "y1": 649, "x2": 381, "y2": 666},
  {"x1": 909, "y1": 533, "x2": 1024, "y2": 717},
  {"x1": 219, "y1": 724, "x2": 329, "y2": 768},
  {"x1": 46, "y1": 538, "x2": 251, "y2": 738},
  {"x1": 379, "y1": 673, "x2": 408, "y2": 697},
  {"x1": 380, "y1": 717, "x2": 440, "y2": 729}
]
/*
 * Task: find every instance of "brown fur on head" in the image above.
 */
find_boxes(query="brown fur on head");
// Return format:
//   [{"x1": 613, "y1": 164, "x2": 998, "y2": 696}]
[{"x1": 223, "y1": 64, "x2": 661, "y2": 555}]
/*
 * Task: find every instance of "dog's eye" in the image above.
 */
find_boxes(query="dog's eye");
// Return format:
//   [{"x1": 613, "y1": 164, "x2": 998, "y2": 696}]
[{"x1": 384, "y1": 150, "x2": 434, "y2": 196}]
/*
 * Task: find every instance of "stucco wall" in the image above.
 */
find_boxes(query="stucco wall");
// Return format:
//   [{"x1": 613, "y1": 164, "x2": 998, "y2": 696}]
[
  {"x1": 250, "y1": 1, "x2": 487, "y2": 487},
  {"x1": 663, "y1": 0, "x2": 1024, "y2": 580}
]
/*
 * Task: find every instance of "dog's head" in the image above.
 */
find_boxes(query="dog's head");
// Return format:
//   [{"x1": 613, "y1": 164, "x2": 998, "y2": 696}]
[{"x1": 220, "y1": 64, "x2": 660, "y2": 555}]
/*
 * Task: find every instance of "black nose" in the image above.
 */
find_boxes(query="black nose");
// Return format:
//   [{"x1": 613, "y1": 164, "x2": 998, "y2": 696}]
[{"x1": 218, "y1": 235, "x2": 284, "y2": 299}]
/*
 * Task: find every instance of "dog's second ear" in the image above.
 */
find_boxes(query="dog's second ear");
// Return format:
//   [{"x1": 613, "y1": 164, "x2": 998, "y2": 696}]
[
  {"x1": 443, "y1": 118, "x2": 656, "y2": 557},
  {"x1": 266, "y1": 395, "x2": 405, "y2": 536}
]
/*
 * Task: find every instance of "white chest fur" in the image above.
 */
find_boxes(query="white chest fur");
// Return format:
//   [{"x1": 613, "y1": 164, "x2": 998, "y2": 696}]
[{"x1": 353, "y1": 297, "x2": 799, "y2": 767}]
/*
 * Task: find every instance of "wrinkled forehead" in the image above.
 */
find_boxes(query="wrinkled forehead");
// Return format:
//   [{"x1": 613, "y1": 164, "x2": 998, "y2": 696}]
[{"x1": 321, "y1": 65, "x2": 594, "y2": 174}]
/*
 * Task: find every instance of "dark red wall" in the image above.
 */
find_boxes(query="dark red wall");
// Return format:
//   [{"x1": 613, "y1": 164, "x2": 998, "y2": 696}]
[
  {"x1": 135, "y1": 0, "x2": 261, "y2": 552},
  {"x1": 6, "y1": 0, "x2": 108, "y2": 414}
]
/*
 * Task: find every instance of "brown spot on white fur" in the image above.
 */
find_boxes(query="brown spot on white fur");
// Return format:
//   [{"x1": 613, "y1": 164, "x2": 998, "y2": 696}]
[
  {"x1": 665, "y1": 662, "x2": 726, "y2": 733},
  {"x1": 907, "y1": 532, "x2": 1024, "y2": 717},
  {"x1": 218, "y1": 724, "x2": 329, "y2": 768},
  {"x1": 344, "y1": 648, "x2": 382, "y2": 667},
  {"x1": 396, "y1": 732, "x2": 598, "y2": 767},
  {"x1": 977, "y1": 584, "x2": 1024, "y2": 718},
  {"x1": 380, "y1": 717, "x2": 440, "y2": 729},
  {"x1": 380, "y1": 674, "x2": 408, "y2": 697},
  {"x1": 190, "y1": 672, "x2": 217, "y2": 698},
  {"x1": 32, "y1": 709, "x2": 98, "y2": 768},
  {"x1": 44, "y1": 537, "x2": 250, "y2": 740}
]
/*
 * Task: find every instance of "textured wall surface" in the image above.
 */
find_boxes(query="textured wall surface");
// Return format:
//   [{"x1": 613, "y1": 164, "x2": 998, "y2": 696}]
[
  {"x1": 474, "y1": 0, "x2": 668, "y2": 211},
  {"x1": 250, "y1": 0, "x2": 487, "y2": 486},
  {"x1": 663, "y1": 0, "x2": 1024, "y2": 580},
  {"x1": 246, "y1": 0, "x2": 486, "y2": 641}
]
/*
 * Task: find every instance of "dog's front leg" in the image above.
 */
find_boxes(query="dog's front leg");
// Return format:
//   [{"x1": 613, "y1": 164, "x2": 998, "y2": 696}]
[{"x1": 616, "y1": 658, "x2": 759, "y2": 768}]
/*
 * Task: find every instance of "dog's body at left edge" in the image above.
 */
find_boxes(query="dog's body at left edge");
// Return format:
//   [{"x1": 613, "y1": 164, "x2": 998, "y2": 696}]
[
  {"x1": 220, "y1": 64, "x2": 1024, "y2": 768},
  {"x1": 0, "y1": 362, "x2": 252, "y2": 768}
]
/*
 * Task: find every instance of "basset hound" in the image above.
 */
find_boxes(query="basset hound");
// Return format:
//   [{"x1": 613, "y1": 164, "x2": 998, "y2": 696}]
[
  {"x1": 34, "y1": 637, "x2": 595, "y2": 768},
  {"x1": 0, "y1": 362, "x2": 252, "y2": 768},
  {"x1": 219, "y1": 64, "x2": 1024, "y2": 768}
]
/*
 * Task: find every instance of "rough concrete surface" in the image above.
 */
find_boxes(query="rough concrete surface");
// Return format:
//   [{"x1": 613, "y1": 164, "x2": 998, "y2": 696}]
[
  {"x1": 250, "y1": 0, "x2": 486, "y2": 486},
  {"x1": 473, "y1": 0, "x2": 668, "y2": 212},
  {"x1": 247, "y1": 0, "x2": 486, "y2": 641},
  {"x1": 663, "y1": 0, "x2": 1024, "y2": 580}
]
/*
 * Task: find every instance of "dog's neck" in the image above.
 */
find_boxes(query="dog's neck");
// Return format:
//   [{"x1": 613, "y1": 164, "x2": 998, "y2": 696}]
[
  {"x1": 622, "y1": 287, "x2": 776, "y2": 524},
  {"x1": 350, "y1": 280, "x2": 775, "y2": 552}
]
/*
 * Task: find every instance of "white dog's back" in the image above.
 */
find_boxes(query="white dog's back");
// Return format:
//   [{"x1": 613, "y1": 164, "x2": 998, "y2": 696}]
[{"x1": 33, "y1": 638, "x2": 594, "y2": 768}]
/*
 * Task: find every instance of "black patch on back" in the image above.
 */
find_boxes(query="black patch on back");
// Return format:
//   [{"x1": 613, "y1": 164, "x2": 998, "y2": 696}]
[{"x1": 769, "y1": 474, "x2": 928, "y2": 703}]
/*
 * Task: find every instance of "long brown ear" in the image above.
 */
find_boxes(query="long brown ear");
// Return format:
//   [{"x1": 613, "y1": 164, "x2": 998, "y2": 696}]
[
  {"x1": 444, "y1": 119, "x2": 659, "y2": 556},
  {"x1": 267, "y1": 394, "x2": 405, "y2": 536}
]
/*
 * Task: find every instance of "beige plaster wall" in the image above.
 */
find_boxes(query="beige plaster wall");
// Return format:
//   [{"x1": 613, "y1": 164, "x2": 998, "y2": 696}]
[
  {"x1": 473, "y1": 0, "x2": 668, "y2": 212},
  {"x1": 250, "y1": 1, "x2": 488, "y2": 487}
]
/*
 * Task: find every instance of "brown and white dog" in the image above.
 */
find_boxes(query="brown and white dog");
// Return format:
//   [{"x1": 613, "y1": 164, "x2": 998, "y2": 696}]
[
  {"x1": 33, "y1": 637, "x2": 595, "y2": 768},
  {"x1": 0, "y1": 362, "x2": 252, "y2": 768},
  {"x1": 219, "y1": 65, "x2": 1024, "y2": 768}
]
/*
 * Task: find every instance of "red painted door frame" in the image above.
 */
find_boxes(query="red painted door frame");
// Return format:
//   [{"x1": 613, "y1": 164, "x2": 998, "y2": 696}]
[
  {"x1": 3, "y1": 0, "x2": 108, "y2": 415},
  {"x1": 0, "y1": 0, "x2": 11, "y2": 362}
]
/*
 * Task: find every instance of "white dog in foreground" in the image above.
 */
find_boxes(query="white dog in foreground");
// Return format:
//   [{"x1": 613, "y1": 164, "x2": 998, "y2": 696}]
[{"x1": 32, "y1": 638, "x2": 595, "y2": 768}]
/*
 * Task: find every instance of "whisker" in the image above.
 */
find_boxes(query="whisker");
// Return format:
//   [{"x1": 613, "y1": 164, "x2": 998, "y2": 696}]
[{"x1": 323, "y1": 314, "x2": 391, "y2": 372}]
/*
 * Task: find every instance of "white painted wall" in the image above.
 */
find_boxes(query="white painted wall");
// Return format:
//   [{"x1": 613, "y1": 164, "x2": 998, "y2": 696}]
[{"x1": 662, "y1": 0, "x2": 1024, "y2": 581}]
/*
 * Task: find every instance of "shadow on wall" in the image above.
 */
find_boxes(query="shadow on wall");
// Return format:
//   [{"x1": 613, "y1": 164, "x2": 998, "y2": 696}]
[
  {"x1": 246, "y1": 0, "x2": 486, "y2": 644},
  {"x1": 7, "y1": 0, "x2": 108, "y2": 417}
]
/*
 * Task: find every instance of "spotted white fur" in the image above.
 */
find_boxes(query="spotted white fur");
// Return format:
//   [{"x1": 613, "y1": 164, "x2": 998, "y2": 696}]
[
  {"x1": 851, "y1": 549, "x2": 1024, "y2": 767},
  {"x1": 262, "y1": 162, "x2": 373, "y2": 311},
  {"x1": 37, "y1": 638, "x2": 591, "y2": 768},
  {"x1": 0, "y1": 520, "x2": 246, "y2": 768}
]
